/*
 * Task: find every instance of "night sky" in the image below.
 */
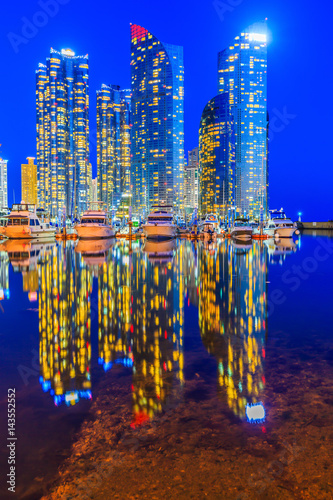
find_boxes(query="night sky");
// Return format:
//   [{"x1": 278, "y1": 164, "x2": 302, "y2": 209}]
[{"x1": 1, "y1": 0, "x2": 332, "y2": 220}]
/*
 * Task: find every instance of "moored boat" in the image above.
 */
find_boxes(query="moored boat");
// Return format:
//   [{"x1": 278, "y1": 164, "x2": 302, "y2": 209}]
[
  {"x1": 75, "y1": 204, "x2": 115, "y2": 240},
  {"x1": 268, "y1": 209, "x2": 299, "y2": 239},
  {"x1": 142, "y1": 206, "x2": 176, "y2": 240},
  {"x1": 230, "y1": 218, "x2": 253, "y2": 240},
  {"x1": 4, "y1": 203, "x2": 55, "y2": 240}
]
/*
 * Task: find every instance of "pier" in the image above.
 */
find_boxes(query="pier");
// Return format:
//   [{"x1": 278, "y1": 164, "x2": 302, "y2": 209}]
[{"x1": 298, "y1": 221, "x2": 333, "y2": 230}]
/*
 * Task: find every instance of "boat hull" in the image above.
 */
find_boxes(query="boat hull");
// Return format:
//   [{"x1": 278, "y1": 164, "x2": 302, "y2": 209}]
[
  {"x1": 4, "y1": 226, "x2": 56, "y2": 239},
  {"x1": 230, "y1": 229, "x2": 252, "y2": 240},
  {"x1": 142, "y1": 224, "x2": 176, "y2": 240},
  {"x1": 76, "y1": 225, "x2": 115, "y2": 240},
  {"x1": 274, "y1": 226, "x2": 297, "y2": 238}
]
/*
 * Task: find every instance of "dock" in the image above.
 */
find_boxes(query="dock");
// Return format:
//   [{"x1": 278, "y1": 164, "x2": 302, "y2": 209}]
[{"x1": 298, "y1": 221, "x2": 333, "y2": 230}]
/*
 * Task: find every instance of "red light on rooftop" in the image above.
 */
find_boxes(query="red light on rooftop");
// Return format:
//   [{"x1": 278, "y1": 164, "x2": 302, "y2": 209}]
[{"x1": 131, "y1": 24, "x2": 148, "y2": 42}]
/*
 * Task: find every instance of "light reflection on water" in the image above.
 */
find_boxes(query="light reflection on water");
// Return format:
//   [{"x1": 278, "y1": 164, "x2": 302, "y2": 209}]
[{"x1": 0, "y1": 237, "x2": 301, "y2": 425}]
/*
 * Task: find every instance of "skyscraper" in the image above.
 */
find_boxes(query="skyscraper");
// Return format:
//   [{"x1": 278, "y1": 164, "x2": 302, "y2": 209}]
[
  {"x1": 96, "y1": 84, "x2": 131, "y2": 216},
  {"x1": 218, "y1": 22, "x2": 268, "y2": 218},
  {"x1": 36, "y1": 48, "x2": 90, "y2": 218},
  {"x1": 0, "y1": 158, "x2": 8, "y2": 211},
  {"x1": 199, "y1": 94, "x2": 235, "y2": 216},
  {"x1": 130, "y1": 24, "x2": 184, "y2": 215},
  {"x1": 21, "y1": 157, "x2": 37, "y2": 205},
  {"x1": 184, "y1": 147, "x2": 199, "y2": 214}
]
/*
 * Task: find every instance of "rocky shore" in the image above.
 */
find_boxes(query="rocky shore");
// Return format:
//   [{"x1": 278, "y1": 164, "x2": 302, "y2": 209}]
[{"x1": 39, "y1": 337, "x2": 333, "y2": 500}]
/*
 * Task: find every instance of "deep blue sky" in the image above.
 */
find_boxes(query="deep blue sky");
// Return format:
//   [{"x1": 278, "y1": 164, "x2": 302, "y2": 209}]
[{"x1": 1, "y1": 0, "x2": 332, "y2": 219}]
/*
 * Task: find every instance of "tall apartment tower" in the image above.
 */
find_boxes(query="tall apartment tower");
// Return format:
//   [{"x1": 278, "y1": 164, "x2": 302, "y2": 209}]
[
  {"x1": 218, "y1": 22, "x2": 268, "y2": 217},
  {"x1": 130, "y1": 24, "x2": 184, "y2": 215},
  {"x1": 0, "y1": 158, "x2": 8, "y2": 211},
  {"x1": 96, "y1": 84, "x2": 131, "y2": 215},
  {"x1": 199, "y1": 94, "x2": 235, "y2": 216},
  {"x1": 36, "y1": 48, "x2": 90, "y2": 218},
  {"x1": 21, "y1": 157, "x2": 37, "y2": 205},
  {"x1": 185, "y1": 147, "x2": 199, "y2": 213}
]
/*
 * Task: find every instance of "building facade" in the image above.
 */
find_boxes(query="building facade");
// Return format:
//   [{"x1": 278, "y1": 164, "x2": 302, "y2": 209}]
[
  {"x1": 36, "y1": 48, "x2": 90, "y2": 219},
  {"x1": 91, "y1": 177, "x2": 98, "y2": 203},
  {"x1": 218, "y1": 22, "x2": 268, "y2": 218},
  {"x1": 96, "y1": 85, "x2": 131, "y2": 216},
  {"x1": 0, "y1": 158, "x2": 8, "y2": 211},
  {"x1": 199, "y1": 94, "x2": 235, "y2": 217},
  {"x1": 184, "y1": 147, "x2": 199, "y2": 214},
  {"x1": 21, "y1": 157, "x2": 37, "y2": 205},
  {"x1": 130, "y1": 24, "x2": 184, "y2": 216}
]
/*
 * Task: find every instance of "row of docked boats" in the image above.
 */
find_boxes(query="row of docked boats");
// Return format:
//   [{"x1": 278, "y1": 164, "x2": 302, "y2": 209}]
[
  {"x1": 0, "y1": 203, "x2": 299, "y2": 242},
  {"x1": 229, "y1": 210, "x2": 299, "y2": 240}
]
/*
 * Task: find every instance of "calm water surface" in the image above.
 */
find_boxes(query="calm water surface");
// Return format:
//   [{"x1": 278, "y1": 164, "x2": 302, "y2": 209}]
[{"x1": 0, "y1": 232, "x2": 332, "y2": 499}]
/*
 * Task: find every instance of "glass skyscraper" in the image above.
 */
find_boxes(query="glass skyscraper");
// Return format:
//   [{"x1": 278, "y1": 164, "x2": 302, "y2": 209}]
[
  {"x1": 218, "y1": 22, "x2": 268, "y2": 218},
  {"x1": 199, "y1": 94, "x2": 235, "y2": 217},
  {"x1": 130, "y1": 24, "x2": 184, "y2": 215},
  {"x1": 36, "y1": 48, "x2": 90, "y2": 219},
  {"x1": 96, "y1": 85, "x2": 131, "y2": 216},
  {"x1": 0, "y1": 158, "x2": 8, "y2": 211}
]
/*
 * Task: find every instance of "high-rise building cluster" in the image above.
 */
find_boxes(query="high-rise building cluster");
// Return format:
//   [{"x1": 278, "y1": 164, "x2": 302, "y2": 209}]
[
  {"x1": 30, "y1": 21, "x2": 268, "y2": 219},
  {"x1": 199, "y1": 22, "x2": 268, "y2": 219}
]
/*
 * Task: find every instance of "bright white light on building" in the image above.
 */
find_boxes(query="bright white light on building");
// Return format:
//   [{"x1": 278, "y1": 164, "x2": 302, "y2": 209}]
[
  {"x1": 61, "y1": 48, "x2": 75, "y2": 57},
  {"x1": 246, "y1": 402, "x2": 266, "y2": 423},
  {"x1": 248, "y1": 33, "x2": 267, "y2": 43}
]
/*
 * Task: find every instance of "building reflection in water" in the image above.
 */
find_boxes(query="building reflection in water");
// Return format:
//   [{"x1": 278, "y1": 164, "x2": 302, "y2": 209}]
[
  {"x1": 129, "y1": 239, "x2": 184, "y2": 426},
  {"x1": 39, "y1": 243, "x2": 93, "y2": 406},
  {"x1": 97, "y1": 242, "x2": 132, "y2": 372},
  {"x1": 0, "y1": 242, "x2": 9, "y2": 301},
  {"x1": 199, "y1": 240, "x2": 267, "y2": 422},
  {"x1": 0, "y1": 237, "x2": 300, "y2": 418},
  {"x1": 183, "y1": 240, "x2": 199, "y2": 307}
]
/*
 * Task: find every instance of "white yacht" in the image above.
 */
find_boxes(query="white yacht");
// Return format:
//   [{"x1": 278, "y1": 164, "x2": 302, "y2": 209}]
[
  {"x1": 199, "y1": 214, "x2": 222, "y2": 239},
  {"x1": 142, "y1": 207, "x2": 176, "y2": 240},
  {"x1": 230, "y1": 218, "x2": 253, "y2": 240},
  {"x1": 261, "y1": 220, "x2": 277, "y2": 237},
  {"x1": 199, "y1": 222, "x2": 218, "y2": 240},
  {"x1": 4, "y1": 203, "x2": 56, "y2": 240},
  {"x1": 76, "y1": 204, "x2": 115, "y2": 240},
  {"x1": 268, "y1": 209, "x2": 299, "y2": 239}
]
